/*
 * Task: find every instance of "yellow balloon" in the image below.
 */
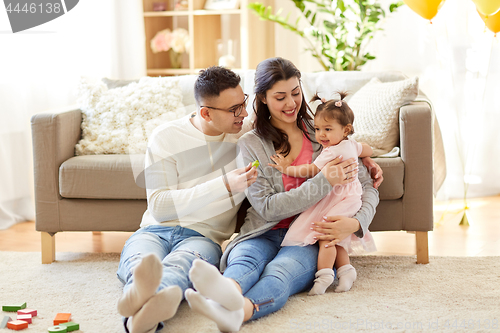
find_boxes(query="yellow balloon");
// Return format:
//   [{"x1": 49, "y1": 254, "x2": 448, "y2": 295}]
[
  {"x1": 403, "y1": 0, "x2": 446, "y2": 20},
  {"x1": 478, "y1": 9, "x2": 500, "y2": 34},
  {"x1": 472, "y1": 0, "x2": 500, "y2": 16}
]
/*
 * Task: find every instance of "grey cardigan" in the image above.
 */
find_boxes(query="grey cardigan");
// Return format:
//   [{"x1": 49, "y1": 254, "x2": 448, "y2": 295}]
[{"x1": 220, "y1": 127, "x2": 379, "y2": 271}]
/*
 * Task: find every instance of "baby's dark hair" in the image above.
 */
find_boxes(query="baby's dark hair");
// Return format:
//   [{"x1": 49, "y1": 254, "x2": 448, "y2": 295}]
[{"x1": 311, "y1": 91, "x2": 355, "y2": 135}]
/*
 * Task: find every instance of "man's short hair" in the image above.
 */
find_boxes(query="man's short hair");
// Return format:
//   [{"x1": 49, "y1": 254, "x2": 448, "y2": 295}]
[{"x1": 194, "y1": 66, "x2": 241, "y2": 106}]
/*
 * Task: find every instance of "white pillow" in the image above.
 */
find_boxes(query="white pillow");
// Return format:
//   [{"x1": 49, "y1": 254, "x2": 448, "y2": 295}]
[
  {"x1": 350, "y1": 76, "x2": 419, "y2": 156},
  {"x1": 75, "y1": 77, "x2": 186, "y2": 155}
]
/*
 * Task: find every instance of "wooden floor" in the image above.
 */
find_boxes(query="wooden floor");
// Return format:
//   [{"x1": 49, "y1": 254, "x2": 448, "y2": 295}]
[{"x1": 0, "y1": 195, "x2": 499, "y2": 257}]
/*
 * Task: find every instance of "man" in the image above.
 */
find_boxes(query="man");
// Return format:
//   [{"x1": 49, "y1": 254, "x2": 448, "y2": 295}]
[{"x1": 116, "y1": 66, "x2": 258, "y2": 333}]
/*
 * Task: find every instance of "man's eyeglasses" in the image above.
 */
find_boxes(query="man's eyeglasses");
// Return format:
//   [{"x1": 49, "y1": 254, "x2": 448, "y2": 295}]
[{"x1": 200, "y1": 94, "x2": 249, "y2": 117}]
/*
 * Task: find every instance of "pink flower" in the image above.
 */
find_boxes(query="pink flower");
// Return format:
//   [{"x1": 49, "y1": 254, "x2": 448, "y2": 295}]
[{"x1": 150, "y1": 28, "x2": 189, "y2": 54}]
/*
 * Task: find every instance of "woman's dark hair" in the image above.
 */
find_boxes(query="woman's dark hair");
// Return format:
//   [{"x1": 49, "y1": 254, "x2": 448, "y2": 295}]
[
  {"x1": 194, "y1": 66, "x2": 241, "y2": 106},
  {"x1": 311, "y1": 91, "x2": 355, "y2": 136},
  {"x1": 253, "y1": 57, "x2": 315, "y2": 157}
]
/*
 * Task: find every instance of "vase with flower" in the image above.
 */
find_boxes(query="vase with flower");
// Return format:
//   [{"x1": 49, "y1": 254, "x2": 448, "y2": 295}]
[{"x1": 150, "y1": 28, "x2": 190, "y2": 69}]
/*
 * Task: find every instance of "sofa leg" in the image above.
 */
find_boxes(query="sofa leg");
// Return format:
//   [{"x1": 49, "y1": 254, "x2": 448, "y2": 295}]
[
  {"x1": 415, "y1": 231, "x2": 429, "y2": 264},
  {"x1": 41, "y1": 232, "x2": 55, "y2": 264}
]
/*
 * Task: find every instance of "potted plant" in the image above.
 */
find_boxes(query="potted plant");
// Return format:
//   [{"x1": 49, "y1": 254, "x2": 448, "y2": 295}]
[{"x1": 249, "y1": 0, "x2": 404, "y2": 71}]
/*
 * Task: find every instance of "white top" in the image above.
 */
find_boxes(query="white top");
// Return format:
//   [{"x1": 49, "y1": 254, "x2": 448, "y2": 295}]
[{"x1": 140, "y1": 113, "x2": 245, "y2": 245}]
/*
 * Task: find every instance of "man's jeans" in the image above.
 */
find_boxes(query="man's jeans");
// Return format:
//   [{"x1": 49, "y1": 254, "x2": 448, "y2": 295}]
[
  {"x1": 223, "y1": 228, "x2": 322, "y2": 320},
  {"x1": 117, "y1": 225, "x2": 222, "y2": 332}
]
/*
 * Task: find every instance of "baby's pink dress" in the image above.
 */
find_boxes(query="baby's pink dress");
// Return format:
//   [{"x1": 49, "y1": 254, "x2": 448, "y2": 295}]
[{"x1": 281, "y1": 138, "x2": 377, "y2": 255}]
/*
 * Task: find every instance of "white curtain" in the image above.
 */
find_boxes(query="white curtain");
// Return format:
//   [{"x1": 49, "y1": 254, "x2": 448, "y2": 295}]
[
  {"x1": 275, "y1": 0, "x2": 500, "y2": 200},
  {"x1": 362, "y1": 0, "x2": 500, "y2": 200},
  {"x1": 0, "y1": 0, "x2": 146, "y2": 229}
]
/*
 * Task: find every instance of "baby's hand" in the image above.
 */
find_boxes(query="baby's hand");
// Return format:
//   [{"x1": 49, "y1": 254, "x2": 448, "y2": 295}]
[{"x1": 268, "y1": 154, "x2": 291, "y2": 174}]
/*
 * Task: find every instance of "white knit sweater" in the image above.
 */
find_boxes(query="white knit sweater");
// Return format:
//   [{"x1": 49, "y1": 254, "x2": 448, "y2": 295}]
[{"x1": 140, "y1": 113, "x2": 245, "y2": 245}]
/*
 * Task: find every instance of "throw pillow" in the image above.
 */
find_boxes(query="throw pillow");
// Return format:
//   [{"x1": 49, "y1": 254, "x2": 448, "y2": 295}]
[
  {"x1": 101, "y1": 77, "x2": 138, "y2": 89},
  {"x1": 349, "y1": 76, "x2": 419, "y2": 156},
  {"x1": 75, "y1": 77, "x2": 186, "y2": 155}
]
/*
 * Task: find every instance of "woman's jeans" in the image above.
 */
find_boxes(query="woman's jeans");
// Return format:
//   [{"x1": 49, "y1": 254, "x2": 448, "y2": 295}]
[
  {"x1": 116, "y1": 225, "x2": 222, "y2": 332},
  {"x1": 223, "y1": 228, "x2": 321, "y2": 320}
]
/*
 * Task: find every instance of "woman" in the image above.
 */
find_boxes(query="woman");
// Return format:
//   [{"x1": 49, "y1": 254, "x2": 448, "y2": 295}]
[{"x1": 184, "y1": 57, "x2": 382, "y2": 331}]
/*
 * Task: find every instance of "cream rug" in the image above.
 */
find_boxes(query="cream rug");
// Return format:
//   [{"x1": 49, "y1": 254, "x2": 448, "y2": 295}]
[{"x1": 1, "y1": 252, "x2": 499, "y2": 332}]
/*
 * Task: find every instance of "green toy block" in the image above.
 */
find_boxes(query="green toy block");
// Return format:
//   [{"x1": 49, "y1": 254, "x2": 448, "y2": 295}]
[
  {"x1": 59, "y1": 322, "x2": 79, "y2": 332},
  {"x1": 48, "y1": 325, "x2": 68, "y2": 333},
  {"x1": 1, "y1": 316, "x2": 12, "y2": 329},
  {"x1": 251, "y1": 160, "x2": 260, "y2": 168},
  {"x1": 2, "y1": 303, "x2": 26, "y2": 312}
]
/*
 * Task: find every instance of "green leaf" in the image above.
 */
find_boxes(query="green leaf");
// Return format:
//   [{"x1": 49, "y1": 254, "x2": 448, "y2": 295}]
[
  {"x1": 390, "y1": 1, "x2": 404, "y2": 13},
  {"x1": 292, "y1": 0, "x2": 306, "y2": 12},
  {"x1": 337, "y1": 0, "x2": 345, "y2": 12}
]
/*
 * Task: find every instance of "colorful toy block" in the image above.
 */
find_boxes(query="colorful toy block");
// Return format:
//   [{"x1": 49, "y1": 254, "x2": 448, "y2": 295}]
[
  {"x1": 16, "y1": 314, "x2": 32, "y2": 324},
  {"x1": 53, "y1": 313, "x2": 71, "y2": 325},
  {"x1": 6, "y1": 320, "x2": 28, "y2": 330},
  {"x1": 48, "y1": 326, "x2": 67, "y2": 333},
  {"x1": 59, "y1": 322, "x2": 79, "y2": 332},
  {"x1": 1, "y1": 316, "x2": 12, "y2": 329},
  {"x1": 2, "y1": 303, "x2": 27, "y2": 312},
  {"x1": 17, "y1": 309, "x2": 37, "y2": 317}
]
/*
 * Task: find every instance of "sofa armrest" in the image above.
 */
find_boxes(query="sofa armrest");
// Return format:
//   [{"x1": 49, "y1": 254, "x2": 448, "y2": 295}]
[
  {"x1": 31, "y1": 108, "x2": 82, "y2": 233},
  {"x1": 399, "y1": 101, "x2": 433, "y2": 232}
]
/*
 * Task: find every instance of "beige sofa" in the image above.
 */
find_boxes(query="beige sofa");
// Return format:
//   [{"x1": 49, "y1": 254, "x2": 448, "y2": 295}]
[{"x1": 31, "y1": 71, "x2": 444, "y2": 264}]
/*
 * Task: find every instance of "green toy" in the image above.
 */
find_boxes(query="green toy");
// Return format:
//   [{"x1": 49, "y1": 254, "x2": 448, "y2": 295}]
[
  {"x1": 48, "y1": 325, "x2": 67, "y2": 333},
  {"x1": 60, "y1": 322, "x2": 80, "y2": 332},
  {"x1": 251, "y1": 160, "x2": 260, "y2": 168},
  {"x1": 2, "y1": 303, "x2": 26, "y2": 312}
]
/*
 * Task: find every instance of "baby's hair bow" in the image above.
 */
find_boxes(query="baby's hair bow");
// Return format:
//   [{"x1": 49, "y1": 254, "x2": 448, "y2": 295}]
[{"x1": 335, "y1": 101, "x2": 342, "y2": 107}]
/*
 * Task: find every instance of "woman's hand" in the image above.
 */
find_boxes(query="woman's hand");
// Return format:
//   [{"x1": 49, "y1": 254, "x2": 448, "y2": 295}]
[
  {"x1": 311, "y1": 216, "x2": 361, "y2": 248},
  {"x1": 321, "y1": 156, "x2": 358, "y2": 187},
  {"x1": 361, "y1": 157, "x2": 383, "y2": 189}
]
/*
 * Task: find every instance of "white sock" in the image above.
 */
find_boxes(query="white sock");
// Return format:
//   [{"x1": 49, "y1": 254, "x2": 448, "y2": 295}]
[
  {"x1": 308, "y1": 268, "x2": 335, "y2": 296},
  {"x1": 117, "y1": 253, "x2": 163, "y2": 318},
  {"x1": 129, "y1": 285, "x2": 182, "y2": 333},
  {"x1": 189, "y1": 259, "x2": 244, "y2": 311},
  {"x1": 335, "y1": 264, "x2": 357, "y2": 292},
  {"x1": 185, "y1": 289, "x2": 244, "y2": 332}
]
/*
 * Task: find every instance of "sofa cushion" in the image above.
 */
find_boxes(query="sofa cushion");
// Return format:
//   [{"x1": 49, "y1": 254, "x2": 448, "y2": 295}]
[
  {"x1": 372, "y1": 157, "x2": 404, "y2": 200},
  {"x1": 59, "y1": 155, "x2": 146, "y2": 199},
  {"x1": 75, "y1": 77, "x2": 186, "y2": 155},
  {"x1": 349, "y1": 77, "x2": 419, "y2": 156},
  {"x1": 300, "y1": 71, "x2": 408, "y2": 104},
  {"x1": 59, "y1": 154, "x2": 403, "y2": 201}
]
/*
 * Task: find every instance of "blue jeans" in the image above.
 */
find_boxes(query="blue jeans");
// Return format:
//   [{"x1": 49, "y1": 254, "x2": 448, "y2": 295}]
[
  {"x1": 117, "y1": 225, "x2": 222, "y2": 332},
  {"x1": 223, "y1": 228, "x2": 321, "y2": 320}
]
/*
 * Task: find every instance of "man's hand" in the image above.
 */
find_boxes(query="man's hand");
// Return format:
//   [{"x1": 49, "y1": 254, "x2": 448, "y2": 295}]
[
  {"x1": 268, "y1": 154, "x2": 292, "y2": 174},
  {"x1": 223, "y1": 163, "x2": 258, "y2": 194},
  {"x1": 321, "y1": 156, "x2": 358, "y2": 187},
  {"x1": 361, "y1": 157, "x2": 383, "y2": 189},
  {"x1": 311, "y1": 215, "x2": 361, "y2": 248}
]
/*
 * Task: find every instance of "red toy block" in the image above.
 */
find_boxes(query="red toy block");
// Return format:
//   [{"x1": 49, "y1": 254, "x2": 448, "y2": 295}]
[
  {"x1": 6, "y1": 320, "x2": 28, "y2": 330},
  {"x1": 53, "y1": 313, "x2": 71, "y2": 325},
  {"x1": 17, "y1": 309, "x2": 37, "y2": 317},
  {"x1": 16, "y1": 314, "x2": 32, "y2": 324}
]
